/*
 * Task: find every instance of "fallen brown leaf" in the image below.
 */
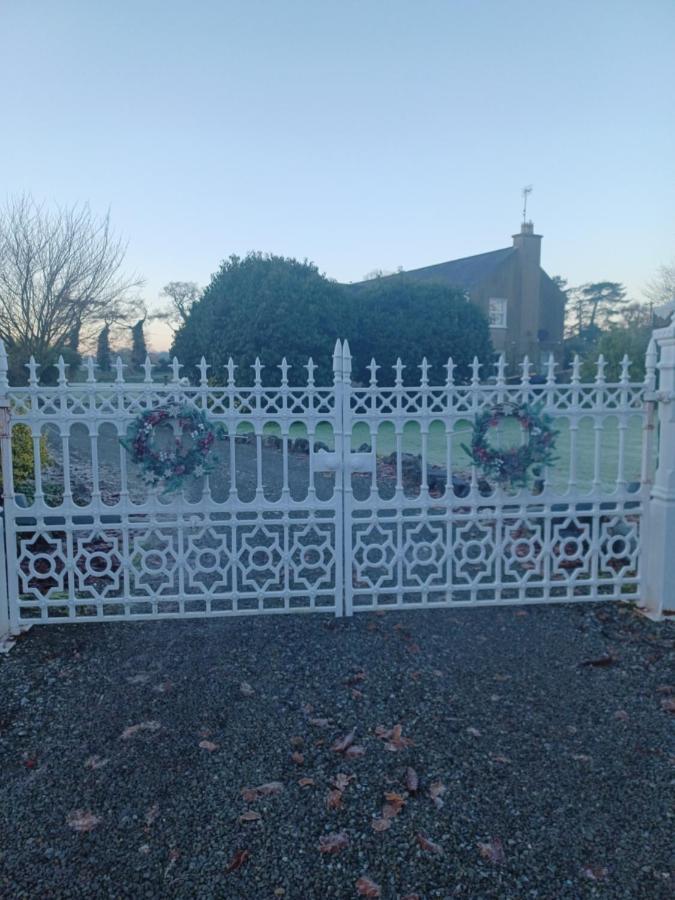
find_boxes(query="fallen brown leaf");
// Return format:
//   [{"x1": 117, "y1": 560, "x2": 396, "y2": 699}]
[
  {"x1": 326, "y1": 789, "x2": 343, "y2": 810},
  {"x1": 371, "y1": 817, "x2": 391, "y2": 832},
  {"x1": 291, "y1": 751, "x2": 305, "y2": 765},
  {"x1": 298, "y1": 777, "x2": 315, "y2": 788},
  {"x1": 308, "y1": 718, "x2": 330, "y2": 728},
  {"x1": 241, "y1": 782, "x2": 284, "y2": 802},
  {"x1": 199, "y1": 740, "x2": 218, "y2": 752},
  {"x1": 417, "y1": 832, "x2": 443, "y2": 854},
  {"x1": 226, "y1": 848, "x2": 250, "y2": 873},
  {"x1": 331, "y1": 729, "x2": 356, "y2": 753},
  {"x1": 120, "y1": 721, "x2": 161, "y2": 740},
  {"x1": 405, "y1": 767, "x2": 419, "y2": 793},
  {"x1": 614, "y1": 709, "x2": 629, "y2": 721},
  {"x1": 580, "y1": 864, "x2": 608, "y2": 881},
  {"x1": 66, "y1": 810, "x2": 101, "y2": 833},
  {"x1": 428, "y1": 781, "x2": 446, "y2": 809},
  {"x1": 318, "y1": 831, "x2": 350, "y2": 853},
  {"x1": 656, "y1": 684, "x2": 674, "y2": 694},
  {"x1": 376, "y1": 723, "x2": 414, "y2": 751},
  {"x1": 383, "y1": 792, "x2": 406, "y2": 815},
  {"x1": 579, "y1": 654, "x2": 617, "y2": 668},
  {"x1": 145, "y1": 803, "x2": 159, "y2": 826},
  {"x1": 356, "y1": 876, "x2": 381, "y2": 897},
  {"x1": 239, "y1": 810, "x2": 262, "y2": 823},
  {"x1": 344, "y1": 744, "x2": 366, "y2": 759},
  {"x1": 477, "y1": 837, "x2": 505, "y2": 864},
  {"x1": 332, "y1": 773, "x2": 353, "y2": 791},
  {"x1": 661, "y1": 697, "x2": 675, "y2": 713}
]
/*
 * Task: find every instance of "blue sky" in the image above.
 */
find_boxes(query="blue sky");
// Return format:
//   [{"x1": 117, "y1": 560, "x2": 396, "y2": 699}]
[{"x1": 2, "y1": 0, "x2": 674, "y2": 350}]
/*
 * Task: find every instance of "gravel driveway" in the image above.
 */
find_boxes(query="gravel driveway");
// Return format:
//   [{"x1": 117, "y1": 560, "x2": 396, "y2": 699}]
[{"x1": 0, "y1": 603, "x2": 672, "y2": 899}]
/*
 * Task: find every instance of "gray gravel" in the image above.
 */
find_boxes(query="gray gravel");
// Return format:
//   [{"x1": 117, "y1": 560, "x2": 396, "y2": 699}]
[{"x1": 0, "y1": 603, "x2": 672, "y2": 899}]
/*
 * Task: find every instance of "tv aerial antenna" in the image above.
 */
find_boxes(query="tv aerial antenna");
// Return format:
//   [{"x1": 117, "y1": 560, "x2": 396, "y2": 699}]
[{"x1": 522, "y1": 185, "x2": 533, "y2": 223}]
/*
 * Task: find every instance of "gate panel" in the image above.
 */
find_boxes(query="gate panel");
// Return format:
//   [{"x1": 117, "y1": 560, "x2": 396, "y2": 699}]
[
  {"x1": 1, "y1": 351, "x2": 344, "y2": 627},
  {"x1": 341, "y1": 350, "x2": 647, "y2": 612}
]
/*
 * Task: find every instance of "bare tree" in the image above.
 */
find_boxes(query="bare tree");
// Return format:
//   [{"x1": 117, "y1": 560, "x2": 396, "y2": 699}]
[
  {"x1": 0, "y1": 195, "x2": 142, "y2": 375},
  {"x1": 644, "y1": 261, "x2": 675, "y2": 307},
  {"x1": 155, "y1": 281, "x2": 201, "y2": 331}
]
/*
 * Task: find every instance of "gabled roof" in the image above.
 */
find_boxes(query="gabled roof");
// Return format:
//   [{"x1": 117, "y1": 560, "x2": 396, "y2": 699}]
[{"x1": 347, "y1": 246, "x2": 516, "y2": 291}]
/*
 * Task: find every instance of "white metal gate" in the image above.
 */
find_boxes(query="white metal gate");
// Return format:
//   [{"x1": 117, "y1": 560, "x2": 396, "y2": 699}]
[{"x1": 0, "y1": 339, "x2": 653, "y2": 631}]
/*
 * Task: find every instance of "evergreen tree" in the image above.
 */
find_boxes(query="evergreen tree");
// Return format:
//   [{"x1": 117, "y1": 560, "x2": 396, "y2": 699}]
[
  {"x1": 96, "y1": 324, "x2": 111, "y2": 372},
  {"x1": 130, "y1": 318, "x2": 147, "y2": 371}
]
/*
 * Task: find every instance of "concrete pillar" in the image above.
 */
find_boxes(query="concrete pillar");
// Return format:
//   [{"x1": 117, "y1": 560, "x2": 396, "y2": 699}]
[{"x1": 642, "y1": 320, "x2": 675, "y2": 618}]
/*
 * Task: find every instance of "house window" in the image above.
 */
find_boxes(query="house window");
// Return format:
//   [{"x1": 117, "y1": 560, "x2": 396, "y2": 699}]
[{"x1": 488, "y1": 297, "x2": 508, "y2": 329}]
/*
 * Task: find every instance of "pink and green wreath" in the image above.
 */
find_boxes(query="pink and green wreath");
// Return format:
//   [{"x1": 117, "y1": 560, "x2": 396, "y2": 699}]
[
  {"x1": 121, "y1": 403, "x2": 222, "y2": 493},
  {"x1": 463, "y1": 401, "x2": 558, "y2": 488}
]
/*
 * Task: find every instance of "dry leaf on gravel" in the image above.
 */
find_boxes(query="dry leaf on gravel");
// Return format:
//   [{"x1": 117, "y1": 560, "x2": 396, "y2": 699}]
[
  {"x1": 375, "y1": 724, "x2": 413, "y2": 751},
  {"x1": 145, "y1": 803, "x2": 159, "y2": 826},
  {"x1": 383, "y1": 792, "x2": 405, "y2": 816},
  {"x1": 241, "y1": 782, "x2": 284, "y2": 802},
  {"x1": 417, "y1": 832, "x2": 443, "y2": 854},
  {"x1": 326, "y1": 789, "x2": 343, "y2": 810},
  {"x1": 332, "y1": 773, "x2": 353, "y2": 791},
  {"x1": 428, "y1": 781, "x2": 446, "y2": 809},
  {"x1": 318, "y1": 831, "x2": 350, "y2": 853},
  {"x1": 405, "y1": 767, "x2": 419, "y2": 793},
  {"x1": 356, "y1": 876, "x2": 381, "y2": 897},
  {"x1": 298, "y1": 777, "x2": 315, "y2": 788},
  {"x1": 240, "y1": 682, "x2": 255, "y2": 697},
  {"x1": 345, "y1": 744, "x2": 366, "y2": 758},
  {"x1": 331, "y1": 729, "x2": 356, "y2": 753},
  {"x1": 239, "y1": 810, "x2": 262, "y2": 823},
  {"x1": 84, "y1": 755, "x2": 109, "y2": 770},
  {"x1": 120, "y1": 721, "x2": 161, "y2": 740},
  {"x1": 579, "y1": 654, "x2": 617, "y2": 668},
  {"x1": 291, "y1": 751, "x2": 305, "y2": 765},
  {"x1": 199, "y1": 740, "x2": 218, "y2": 752},
  {"x1": 371, "y1": 817, "x2": 391, "y2": 832},
  {"x1": 290, "y1": 735, "x2": 304, "y2": 748},
  {"x1": 466, "y1": 726, "x2": 482, "y2": 737},
  {"x1": 580, "y1": 864, "x2": 609, "y2": 881},
  {"x1": 661, "y1": 697, "x2": 675, "y2": 713},
  {"x1": 477, "y1": 837, "x2": 505, "y2": 864},
  {"x1": 308, "y1": 718, "x2": 330, "y2": 728},
  {"x1": 614, "y1": 709, "x2": 629, "y2": 721},
  {"x1": 67, "y1": 810, "x2": 102, "y2": 833},
  {"x1": 226, "y1": 848, "x2": 250, "y2": 872}
]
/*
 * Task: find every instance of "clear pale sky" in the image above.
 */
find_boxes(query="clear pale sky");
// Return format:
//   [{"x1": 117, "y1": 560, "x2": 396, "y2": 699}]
[{"x1": 2, "y1": 0, "x2": 674, "y2": 351}]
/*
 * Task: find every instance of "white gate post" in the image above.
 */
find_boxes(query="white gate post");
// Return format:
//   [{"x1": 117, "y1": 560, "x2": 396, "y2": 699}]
[
  {"x1": 642, "y1": 320, "x2": 675, "y2": 618},
  {"x1": 0, "y1": 340, "x2": 11, "y2": 639}
]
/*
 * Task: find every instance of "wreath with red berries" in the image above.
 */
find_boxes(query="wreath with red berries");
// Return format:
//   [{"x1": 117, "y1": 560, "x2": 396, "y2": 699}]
[
  {"x1": 463, "y1": 401, "x2": 558, "y2": 488},
  {"x1": 121, "y1": 403, "x2": 222, "y2": 494}
]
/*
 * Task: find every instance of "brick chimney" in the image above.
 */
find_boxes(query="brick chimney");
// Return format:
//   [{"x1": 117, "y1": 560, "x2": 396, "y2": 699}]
[{"x1": 512, "y1": 221, "x2": 543, "y2": 363}]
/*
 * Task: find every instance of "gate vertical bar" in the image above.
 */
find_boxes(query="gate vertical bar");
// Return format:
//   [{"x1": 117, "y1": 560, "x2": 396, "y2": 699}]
[
  {"x1": 340, "y1": 341, "x2": 354, "y2": 616},
  {"x1": 643, "y1": 320, "x2": 675, "y2": 618},
  {"x1": 332, "y1": 340, "x2": 345, "y2": 617}
]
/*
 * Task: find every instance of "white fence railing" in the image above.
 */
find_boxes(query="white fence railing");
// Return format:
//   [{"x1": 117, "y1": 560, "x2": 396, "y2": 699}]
[{"x1": 0, "y1": 324, "x2": 673, "y2": 632}]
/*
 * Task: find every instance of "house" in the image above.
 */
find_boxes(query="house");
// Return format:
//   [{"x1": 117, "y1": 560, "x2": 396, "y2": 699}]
[{"x1": 348, "y1": 222, "x2": 566, "y2": 369}]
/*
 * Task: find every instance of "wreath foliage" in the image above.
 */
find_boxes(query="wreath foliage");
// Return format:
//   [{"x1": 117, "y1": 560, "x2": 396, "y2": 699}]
[
  {"x1": 463, "y1": 401, "x2": 558, "y2": 488},
  {"x1": 121, "y1": 403, "x2": 222, "y2": 494}
]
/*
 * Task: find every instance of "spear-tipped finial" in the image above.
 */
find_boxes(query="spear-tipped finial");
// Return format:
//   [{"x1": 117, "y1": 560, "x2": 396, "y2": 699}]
[
  {"x1": 519, "y1": 355, "x2": 531, "y2": 384},
  {"x1": 445, "y1": 357, "x2": 456, "y2": 385},
  {"x1": 252, "y1": 357, "x2": 264, "y2": 386},
  {"x1": 471, "y1": 356, "x2": 481, "y2": 385},
  {"x1": 170, "y1": 356, "x2": 182, "y2": 383},
  {"x1": 143, "y1": 355, "x2": 154, "y2": 383},
  {"x1": 546, "y1": 352, "x2": 556, "y2": 386},
  {"x1": 304, "y1": 357, "x2": 316, "y2": 386},
  {"x1": 198, "y1": 356, "x2": 209, "y2": 386},
  {"x1": 495, "y1": 354, "x2": 506, "y2": 386},
  {"x1": 368, "y1": 358, "x2": 379, "y2": 387},
  {"x1": 85, "y1": 356, "x2": 96, "y2": 383},
  {"x1": 393, "y1": 358, "x2": 405, "y2": 387},
  {"x1": 620, "y1": 354, "x2": 631, "y2": 385},
  {"x1": 226, "y1": 357, "x2": 237, "y2": 386},
  {"x1": 26, "y1": 356, "x2": 40, "y2": 387},
  {"x1": 595, "y1": 354, "x2": 606, "y2": 384},
  {"x1": 571, "y1": 354, "x2": 581, "y2": 385},
  {"x1": 115, "y1": 356, "x2": 126, "y2": 384},
  {"x1": 278, "y1": 358, "x2": 290, "y2": 387},
  {"x1": 419, "y1": 357, "x2": 430, "y2": 386},
  {"x1": 57, "y1": 355, "x2": 68, "y2": 387}
]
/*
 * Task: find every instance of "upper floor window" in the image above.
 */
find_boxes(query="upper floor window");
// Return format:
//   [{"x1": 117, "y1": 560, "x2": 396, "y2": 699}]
[{"x1": 488, "y1": 297, "x2": 508, "y2": 329}]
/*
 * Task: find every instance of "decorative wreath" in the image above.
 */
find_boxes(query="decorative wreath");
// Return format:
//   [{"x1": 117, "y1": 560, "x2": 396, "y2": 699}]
[
  {"x1": 463, "y1": 401, "x2": 558, "y2": 488},
  {"x1": 121, "y1": 403, "x2": 221, "y2": 493}
]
